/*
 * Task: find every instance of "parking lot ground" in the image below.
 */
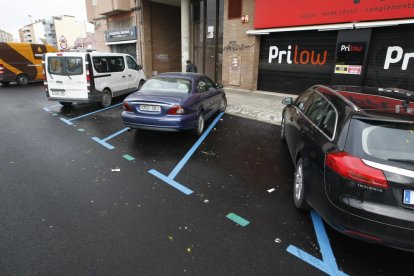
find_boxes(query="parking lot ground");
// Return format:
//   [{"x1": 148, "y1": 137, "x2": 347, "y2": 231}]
[{"x1": 1, "y1": 83, "x2": 414, "y2": 275}]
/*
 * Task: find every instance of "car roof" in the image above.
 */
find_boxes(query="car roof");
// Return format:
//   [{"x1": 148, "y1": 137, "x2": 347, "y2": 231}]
[
  {"x1": 313, "y1": 85, "x2": 414, "y2": 121},
  {"x1": 154, "y1": 72, "x2": 207, "y2": 79}
]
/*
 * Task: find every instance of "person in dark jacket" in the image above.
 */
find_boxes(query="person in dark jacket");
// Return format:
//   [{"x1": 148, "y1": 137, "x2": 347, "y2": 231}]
[{"x1": 186, "y1": 60, "x2": 197, "y2": 73}]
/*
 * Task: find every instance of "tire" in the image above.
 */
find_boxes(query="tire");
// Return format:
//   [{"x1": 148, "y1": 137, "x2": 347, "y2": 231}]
[
  {"x1": 59, "y1": 101, "x2": 73, "y2": 107},
  {"x1": 16, "y1": 74, "x2": 29, "y2": 86},
  {"x1": 138, "y1": 79, "x2": 145, "y2": 90},
  {"x1": 280, "y1": 115, "x2": 286, "y2": 142},
  {"x1": 219, "y1": 96, "x2": 227, "y2": 112},
  {"x1": 194, "y1": 112, "x2": 205, "y2": 136},
  {"x1": 101, "y1": 89, "x2": 112, "y2": 108},
  {"x1": 293, "y1": 158, "x2": 309, "y2": 210}
]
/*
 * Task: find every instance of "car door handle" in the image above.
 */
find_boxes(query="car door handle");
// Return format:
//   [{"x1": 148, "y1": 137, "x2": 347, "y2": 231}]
[
  {"x1": 122, "y1": 76, "x2": 126, "y2": 78},
  {"x1": 128, "y1": 75, "x2": 132, "y2": 77}
]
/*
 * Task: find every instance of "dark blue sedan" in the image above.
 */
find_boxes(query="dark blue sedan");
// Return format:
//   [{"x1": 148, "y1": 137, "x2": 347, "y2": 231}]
[{"x1": 121, "y1": 72, "x2": 227, "y2": 135}]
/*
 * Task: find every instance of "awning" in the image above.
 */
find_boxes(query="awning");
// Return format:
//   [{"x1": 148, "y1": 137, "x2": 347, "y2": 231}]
[
  {"x1": 247, "y1": 18, "x2": 414, "y2": 35},
  {"x1": 105, "y1": 40, "x2": 137, "y2": 45}
]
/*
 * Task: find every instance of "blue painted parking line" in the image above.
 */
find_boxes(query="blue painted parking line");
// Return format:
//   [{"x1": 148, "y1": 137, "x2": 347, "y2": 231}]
[
  {"x1": 59, "y1": 102, "x2": 123, "y2": 125},
  {"x1": 43, "y1": 104, "x2": 61, "y2": 112},
  {"x1": 286, "y1": 211, "x2": 348, "y2": 276},
  {"x1": 92, "y1": 127, "x2": 129, "y2": 150},
  {"x1": 148, "y1": 112, "x2": 224, "y2": 195}
]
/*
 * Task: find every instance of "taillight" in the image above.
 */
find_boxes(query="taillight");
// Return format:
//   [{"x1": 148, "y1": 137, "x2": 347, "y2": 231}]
[
  {"x1": 325, "y1": 152, "x2": 388, "y2": 189},
  {"x1": 167, "y1": 105, "x2": 185, "y2": 115},
  {"x1": 0, "y1": 64, "x2": 4, "y2": 74},
  {"x1": 86, "y1": 66, "x2": 90, "y2": 82},
  {"x1": 123, "y1": 101, "x2": 133, "y2": 112}
]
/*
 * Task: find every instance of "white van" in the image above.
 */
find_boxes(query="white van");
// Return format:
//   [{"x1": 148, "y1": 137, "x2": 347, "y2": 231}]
[{"x1": 44, "y1": 52, "x2": 146, "y2": 107}]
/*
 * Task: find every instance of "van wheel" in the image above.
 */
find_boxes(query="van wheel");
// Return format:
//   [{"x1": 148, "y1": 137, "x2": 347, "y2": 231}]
[
  {"x1": 293, "y1": 158, "x2": 309, "y2": 210},
  {"x1": 59, "y1": 101, "x2": 73, "y2": 107},
  {"x1": 138, "y1": 79, "x2": 145, "y2": 90},
  {"x1": 101, "y1": 89, "x2": 112, "y2": 108},
  {"x1": 16, "y1": 74, "x2": 29, "y2": 86}
]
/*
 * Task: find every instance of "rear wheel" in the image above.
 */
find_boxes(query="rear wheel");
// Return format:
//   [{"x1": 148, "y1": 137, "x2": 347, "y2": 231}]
[
  {"x1": 194, "y1": 112, "x2": 205, "y2": 136},
  {"x1": 293, "y1": 158, "x2": 309, "y2": 210},
  {"x1": 101, "y1": 89, "x2": 112, "y2": 108},
  {"x1": 219, "y1": 96, "x2": 227, "y2": 112},
  {"x1": 16, "y1": 74, "x2": 29, "y2": 86},
  {"x1": 59, "y1": 101, "x2": 73, "y2": 107}
]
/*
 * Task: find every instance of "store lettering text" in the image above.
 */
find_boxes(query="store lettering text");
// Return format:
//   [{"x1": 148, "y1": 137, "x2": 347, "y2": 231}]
[
  {"x1": 268, "y1": 45, "x2": 328, "y2": 65},
  {"x1": 384, "y1": 46, "x2": 414, "y2": 70}
]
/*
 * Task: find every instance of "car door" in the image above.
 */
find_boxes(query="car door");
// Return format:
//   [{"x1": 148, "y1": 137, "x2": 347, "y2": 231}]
[
  {"x1": 285, "y1": 89, "x2": 314, "y2": 162},
  {"x1": 107, "y1": 56, "x2": 129, "y2": 96},
  {"x1": 126, "y1": 55, "x2": 140, "y2": 91},
  {"x1": 196, "y1": 77, "x2": 215, "y2": 117}
]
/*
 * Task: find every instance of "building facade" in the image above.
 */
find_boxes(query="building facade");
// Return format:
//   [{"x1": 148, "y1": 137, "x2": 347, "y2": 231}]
[
  {"x1": 19, "y1": 16, "x2": 89, "y2": 50},
  {"x1": 84, "y1": 0, "x2": 414, "y2": 93},
  {"x1": 0, "y1": 29, "x2": 14, "y2": 42}
]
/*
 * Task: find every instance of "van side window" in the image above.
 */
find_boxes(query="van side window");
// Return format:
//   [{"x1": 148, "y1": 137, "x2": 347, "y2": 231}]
[
  {"x1": 108, "y1": 56, "x2": 125, "y2": 72},
  {"x1": 126, "y1": 56, "x2": 140, "y2": 71},
  {"x1": 93, "y1": 57, "x2": 108, "y2": 73}
]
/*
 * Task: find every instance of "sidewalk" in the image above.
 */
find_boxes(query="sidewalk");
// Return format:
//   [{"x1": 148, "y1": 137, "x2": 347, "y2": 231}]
[{"x1": 224, "y1": 87, "x2": 297, "y2": 125}]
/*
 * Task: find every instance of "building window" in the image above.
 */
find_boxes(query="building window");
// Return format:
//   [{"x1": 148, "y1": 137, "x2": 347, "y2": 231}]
[
  {"x1": 228, "y1": 0, "x2": 242, "y2": 19},
  {"x1": 92, "y1": 0, "x2": 97, "y2": 5},
  {"x1": 108, "y1": 18, "x2": 133, "y2": 29}
]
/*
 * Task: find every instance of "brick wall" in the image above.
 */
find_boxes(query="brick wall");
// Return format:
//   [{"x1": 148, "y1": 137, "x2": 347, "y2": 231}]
[{"x1": 222, "y1": 0, "x2": 259, "y2": 90}]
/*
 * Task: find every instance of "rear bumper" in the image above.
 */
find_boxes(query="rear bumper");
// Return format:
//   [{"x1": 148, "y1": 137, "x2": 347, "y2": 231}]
[
  {"x1": 46, "y1": 90, "x2": 102, "y2": 103},
  {"x1": 121, "y1": 111, "x2": 198, "y2": 131},
  {"x1": 318, "y1": 196, "x2": 414, "y2": 251}
]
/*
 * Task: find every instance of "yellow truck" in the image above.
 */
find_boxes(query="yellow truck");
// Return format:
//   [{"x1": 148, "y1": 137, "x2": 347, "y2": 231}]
[{"x1": 0, "y1": 42, "x2": 57, "y2": 86}]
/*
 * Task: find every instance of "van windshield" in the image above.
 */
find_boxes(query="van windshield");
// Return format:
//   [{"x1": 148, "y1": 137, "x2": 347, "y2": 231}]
[{"x1": 48, "y1": 56, "x2": 83, "y2": 76}]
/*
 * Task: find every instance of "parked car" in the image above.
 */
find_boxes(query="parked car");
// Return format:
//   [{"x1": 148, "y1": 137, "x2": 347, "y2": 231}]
[
  {"x1": 121, "y1": 72, "x2": 227, "y2": 136},
  {"x1": 281, "y1": 85, "x2": 414, "y2": 251},
  {"x1": 44, "y1": 52, "x2": 146, "y2": 107}
]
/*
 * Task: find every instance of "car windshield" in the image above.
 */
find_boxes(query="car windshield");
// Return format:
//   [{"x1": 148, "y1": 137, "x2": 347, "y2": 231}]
[
  {"x1": 140, "y1": 77, "x2": 191, "y2": 94},
  {"x1": 347, "y1": 118, "x2": 414, "y2": 164},
  {"x1": 48, "y1": 56, "x2": 83, "y2": 76}
]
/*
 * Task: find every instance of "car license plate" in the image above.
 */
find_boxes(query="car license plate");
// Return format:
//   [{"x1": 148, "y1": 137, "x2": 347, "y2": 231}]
[
  {"x1": 51, "y1": 89, "x2": 65, "y2": 96},
  {"x1": 403, "y1": 190, "x2": 414, "y2": 205},
  {"x1": 139, "y1": 105, "x2": 160, "y2": 112}
]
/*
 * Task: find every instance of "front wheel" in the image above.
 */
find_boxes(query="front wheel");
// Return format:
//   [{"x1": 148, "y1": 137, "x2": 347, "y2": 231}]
[
  {"x1": 293, "y1": 158, "x2": 309, "y2": 210},
  {"x1": 194, "y1": 112, "x2": 205, "y2": 136},
  {"x1": 219, "y1": 96, "x2": 227, "y2": 112},
  {"x1": 101, "y1": 89, "x2": 112, "y2": 108},
  {"x1": 16, "y1": 74, "x2": 29, "y2": 86}
]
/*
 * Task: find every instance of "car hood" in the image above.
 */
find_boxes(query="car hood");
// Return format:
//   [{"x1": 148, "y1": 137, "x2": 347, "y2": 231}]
[{"x1": 125, "y1": 91, "x2": 190, "y2": 105}]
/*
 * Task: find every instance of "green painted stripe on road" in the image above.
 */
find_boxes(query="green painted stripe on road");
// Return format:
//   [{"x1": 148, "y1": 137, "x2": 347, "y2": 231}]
[
  {"x1": 123, "y1": 154, "x2": 135, "y2": 161},
  {"x1": 226, "y1": 213, "x2": 250, "y2": 227},
  {"x1": 78, "y1": 128, "x2": 85, "y2": 132}
]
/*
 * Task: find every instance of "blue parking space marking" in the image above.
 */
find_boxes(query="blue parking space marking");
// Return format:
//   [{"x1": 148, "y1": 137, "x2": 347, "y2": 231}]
[
  {"x1": 287, "y1": 211, "x2": 348, "y2": 276},
  {"x1": 91, "y1": 127, "x2": 129, "y2": 150},
  {"x1": 59, "y1": 103, "x2": 123, "y2": 125},
  {"x1": 43, "y1": 104, "x2": 60, "y2": 112},
  {"x1": 148, "y1": 112, "x2": 224, "y2": 195}
]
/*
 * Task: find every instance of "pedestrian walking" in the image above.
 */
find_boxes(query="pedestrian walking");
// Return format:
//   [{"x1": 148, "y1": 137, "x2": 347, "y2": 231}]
[{"x1": 186, "y1": 60, "x2": 198, "y2": 73}]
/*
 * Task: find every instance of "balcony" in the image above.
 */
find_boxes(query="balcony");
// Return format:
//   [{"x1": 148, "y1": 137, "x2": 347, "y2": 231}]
[{"x1": 96, "y1": 0, "x2": 132, "y2": 16}]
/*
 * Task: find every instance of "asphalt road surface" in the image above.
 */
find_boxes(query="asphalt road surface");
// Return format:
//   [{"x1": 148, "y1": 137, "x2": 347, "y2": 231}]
[{"x1": 1, "y1": 83, "x2": 413, "y2": 275}]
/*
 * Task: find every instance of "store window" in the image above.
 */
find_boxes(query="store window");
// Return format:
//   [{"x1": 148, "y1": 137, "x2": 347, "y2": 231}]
[{"x1": 108, "y1": 18, "x2": 133, "y2": 29}]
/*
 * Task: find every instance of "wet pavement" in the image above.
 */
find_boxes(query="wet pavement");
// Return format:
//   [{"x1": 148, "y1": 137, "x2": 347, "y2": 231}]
[{"x1": 1, "y1": 82, "x2": 413, "y2": 275}]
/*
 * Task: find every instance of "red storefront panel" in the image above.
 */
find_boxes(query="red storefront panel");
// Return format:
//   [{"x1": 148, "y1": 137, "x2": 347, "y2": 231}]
[{"x1": 254, "y1": 0, "x2": 414, "y2": 29}]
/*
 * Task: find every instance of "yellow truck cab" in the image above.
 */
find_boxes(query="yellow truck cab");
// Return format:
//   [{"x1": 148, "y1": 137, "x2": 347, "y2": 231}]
[{"x1": 0, "y1": 42, "x2": 57, "y2": 86}]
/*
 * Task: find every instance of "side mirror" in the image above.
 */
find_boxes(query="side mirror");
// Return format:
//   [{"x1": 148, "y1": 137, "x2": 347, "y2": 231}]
[
  {"x1": 216, "y1": 83, "x2": 224, "y2": 89},
  {"x1": 282, "y1": 97, "x2": 293, "y2": 106}
]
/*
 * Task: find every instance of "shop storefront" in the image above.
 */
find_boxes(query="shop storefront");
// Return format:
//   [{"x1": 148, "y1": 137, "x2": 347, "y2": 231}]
[
  {"x1": 105, "y1": 26, "x2": 138, "y2": 61},
  {"x1": 252, "y1": 0, "x2": 414, "y2": 94}
]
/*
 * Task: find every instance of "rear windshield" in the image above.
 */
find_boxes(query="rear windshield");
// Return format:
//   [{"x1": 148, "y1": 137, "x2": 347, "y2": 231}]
[
  {"x1": 48, "y1": 56, "x2": 83, "y2": 76},
  {"x1": 141, "y1": 78, "x2": 191, "y2": 94},
  {"x1": 346, "y1": 118, "x2": 414, "y2": 164}
]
